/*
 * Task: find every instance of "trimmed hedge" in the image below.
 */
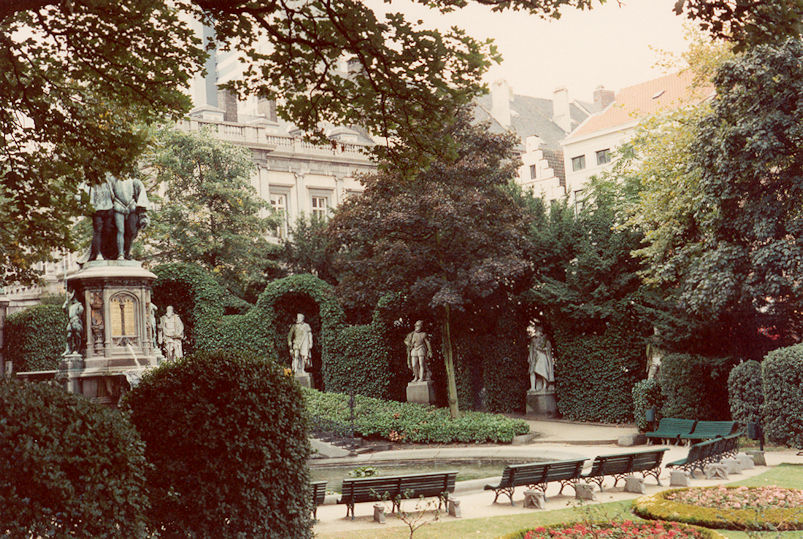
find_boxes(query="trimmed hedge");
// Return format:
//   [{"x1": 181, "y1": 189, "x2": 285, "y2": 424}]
[
  {"x1": 304, "y1": 388, "x2": 529, "y2": 444},
  {"x1": 0, "y1": 380, "x2": 149, "y2": 538},
  {"x1": 728, "y1": 360, "x2": 763, "y2": 426},
  {"x1": 761, "y1": 344, "x2": 803, "y2": 448},
  {"x1": 2, "y1": 304, "x2": 65, "y2": 372},
  {"x1": 633, "y1": 487, "x2": 803, "y2": 531},
  {"x1": 124, "y1": 351, "x2": 312, "y2": 538},
  {"x1": 632, "y1": 378, "x2": 664, "y2": 431},
  {"x1": 659, "y1": 354, "x2": 735, "y2": 420},
  {"x1": 553, "y1": 327, "x2": 643, "y2": 423}
]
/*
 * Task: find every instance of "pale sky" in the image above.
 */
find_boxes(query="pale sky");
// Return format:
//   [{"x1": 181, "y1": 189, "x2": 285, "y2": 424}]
[{"x1": 366, "y1": 0, "x2": 690, "y2": 102}]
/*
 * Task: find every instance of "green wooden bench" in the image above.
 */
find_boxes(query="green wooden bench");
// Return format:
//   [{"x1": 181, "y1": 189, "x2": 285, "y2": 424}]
[
  {"x1": 483, "y1": 458, "x2": 587, "y2": 505},
  {"x1": 645, "y1": 418, "x2": 697, "y2": 444},
  {"x1": 311, "y1": 480, "x2": 327, "y2": 519},
  {"x1": 338, "y1": 471, "x2": 457, "y2": 519},
  {"x1": 679, "y1": 420, "x2": 737, "y2": 442},
  {"x1": 579, "y1": 448, "x2": 669, "y2": 491},
  {"x1": 666, "y1": 434, "x2": 740, "y2": 477}
]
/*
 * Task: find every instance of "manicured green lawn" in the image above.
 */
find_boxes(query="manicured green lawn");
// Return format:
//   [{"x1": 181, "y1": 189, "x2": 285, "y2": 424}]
[{"x1": 315, "y1": 464, "x2": 803, "y2": 539}]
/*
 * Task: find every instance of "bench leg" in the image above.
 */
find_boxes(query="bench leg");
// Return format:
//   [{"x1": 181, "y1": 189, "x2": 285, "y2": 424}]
[
  {"x1": 642, "y1": 468, "x2": 662, "y2": 486},
  {"x1": 346, "y1": 503, "x2": 354, "y2": 520},
  {"x1": 492, "y1": 487, "x2": 515, "y2": 506},
  {"x1": 558, "y1": 480, "x2": 575, "y2": 495}
]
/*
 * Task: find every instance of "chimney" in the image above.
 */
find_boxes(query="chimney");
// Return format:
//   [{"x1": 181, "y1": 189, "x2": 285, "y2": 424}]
[
  {"x1": 593, "y1": 85, "x2": 615, "y2": 110},
  {"x1": 217, "y1": 88, "x2": 238, "y2": 123},
  {"x1": 257, "y1": 97, "x2": 277, "y2": 122},
  {"x1": 552, "y1": 86, "x2": 571, "y2": 133},
  {"x1": 491, "y1": 79, "x2": 512, "y2": 128}
]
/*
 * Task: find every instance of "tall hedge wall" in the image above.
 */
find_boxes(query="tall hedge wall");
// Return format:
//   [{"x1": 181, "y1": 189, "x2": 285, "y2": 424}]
[
  {"x1": 659, "y1": 353, "x2": 734, "y2": 420},
  {"x1": 2, "y1": 304, "x2": 65, "y2": 372},
  {"x1": 553, "y1": 327, "x2": 643, "y2": 423},
  {"x1": 728, "y1": 360, "x2": 763, "y2": 426},
  {"x1": 761, "y1": 344, "x2": 803, "y2": 447},
  {"x1": 632, "y1": 378, "x2": 664, "y2": 431}
]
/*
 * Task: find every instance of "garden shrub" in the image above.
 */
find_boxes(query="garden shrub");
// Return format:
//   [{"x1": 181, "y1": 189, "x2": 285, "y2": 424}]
[
  {"x1": 2, "y1": 304, "x2": 65, "y2": 372},
  {"x1": 659, "y1": 354, "x2": 735, "y2": 420},
  {"x1": 124, "y1": 350, "x2": 312, "y2": 538},
  {"x1": 0, "y1": 380, "x2": 149, "y2": 537},
  {"x1": 304, "y1": 388, "x2": 529, "y2": 443},
  {"x1": 552, "y1": 326, "x2": 643, "y2": 423},
  {"x1": 761, "y1": 343, "x2": 803, "y2": 447},
  {"x1": 728, "y1": 360, "x2": 763, "y2": 426},
  {"x1": 633, "y1": 487, "x2": 803, "y2": 531},
  {"x1": 632, "y1": 378, "x2": 664, "y2": 431}
]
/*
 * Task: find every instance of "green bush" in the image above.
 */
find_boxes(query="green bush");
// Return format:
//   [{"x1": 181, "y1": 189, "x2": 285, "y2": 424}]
[
  {"x1": 304, "y1": 388, "x2": 529, "y2": 444},
  {"x1": 2, "y1": 304, "x2": 65, "y2": 372},
  {"x1": 761, "y1": 344, "x2": 803, "y2": 447},
  {"x1": 659, "y1": 354, "x2": 735, "y2": 420},
  {"x1": 632, "y1": 378, "x2": 664, "y2": 431},
  {"x1": 728, "y1": 360, "x2": 763, "y2": 426},
  {"x1": 553, "y1": 327, "x2": 643, "y2": 423},
  {"x1": 0, "y1": 380, "x2": 149, "y2": 537},
  {"x1": 124, "y1": 351, "x2": 312, "y2": 538}
]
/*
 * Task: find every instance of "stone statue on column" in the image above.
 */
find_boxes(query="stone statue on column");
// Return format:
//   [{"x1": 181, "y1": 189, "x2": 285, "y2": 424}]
[
  {"x1": 528, "y1": 324, "x2": 554, "y2": 392},
  {"x1": 109, "y1": 173, "x2": 150, "y2": 260},
  {"x1": 646, "y1": 327, "x2": 663, "y2": 380},
  {"x1": 288, "y1": 313, "x2": 313, "y2": 376}
]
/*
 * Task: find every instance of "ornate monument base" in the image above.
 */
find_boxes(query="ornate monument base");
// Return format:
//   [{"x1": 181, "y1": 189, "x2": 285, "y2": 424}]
[
  {"x1": 526, "y1": 390, "x2": 558, "y2": 418},
  {"x1": 406, "y1": 380, "x2": 436, "y2": 405},
  {"x1": 295, "y1": 372, "x2": 312, "y2": 388},
  {"x1": 57, "y1": 260, "x2": 161, "y2": 404}
]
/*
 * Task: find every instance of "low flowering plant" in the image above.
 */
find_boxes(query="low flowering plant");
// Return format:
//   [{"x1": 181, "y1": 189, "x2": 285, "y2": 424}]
[
  {"x1": 505, "y1": 520, "x2": 723, "y2": 538},
  {"x1": 665, "y1": 486, "x2": 803, "y2": 510}
]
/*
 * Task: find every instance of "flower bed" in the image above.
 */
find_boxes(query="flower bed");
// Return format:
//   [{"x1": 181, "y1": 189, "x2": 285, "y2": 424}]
[
  {"x1": 500, "y1": 520, "x2": 725, "y2": 538},
  {"x1": 633, "y1": 487, "x2": 803, "y2": 531}
]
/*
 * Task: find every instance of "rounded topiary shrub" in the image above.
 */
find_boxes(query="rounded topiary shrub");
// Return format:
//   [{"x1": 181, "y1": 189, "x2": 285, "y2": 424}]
[
  {"x1": 0, "y1": 380, "x2": 149, "y2": 538},
  {"x1": 124, "y1": 351, "x2": 312, "y2": 538},
  {"x1": 728, "y1": 360, "x2": 763, "y2": 426},
  {"x1": 2, "y1": 304, "x2": 65, "y2": 372},
  {"x1": 633, "y1": 378, "x2": 664, "y2": 431},
  {"x1": 761, "y1": 343, "x2": 803, "y2": 448}
]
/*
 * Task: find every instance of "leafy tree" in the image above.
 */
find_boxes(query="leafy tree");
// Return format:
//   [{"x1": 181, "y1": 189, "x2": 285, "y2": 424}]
[
  {"x1": 329, "y1": 113, "x2": 532, "y2": 417},
  {"x1": 4, "y1": 0, "x2": 792, "y2": 285},
  {"x1": 141, "y1": 127, "x2": 281, "y2": 302},
  {"x1": 280, "y1": 215, "x2": 338, "y2": 286}
]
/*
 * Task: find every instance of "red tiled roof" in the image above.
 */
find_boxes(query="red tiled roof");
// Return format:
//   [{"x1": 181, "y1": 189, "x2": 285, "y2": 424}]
[{"x1": 565, "y1": 70, "x2": 714, "y2": 141}]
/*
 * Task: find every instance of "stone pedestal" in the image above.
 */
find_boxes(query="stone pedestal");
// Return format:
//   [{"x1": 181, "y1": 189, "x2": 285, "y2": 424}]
[
  {"x1": 736, "y1": 453, "x2": 755, "y2": 470},
  {"x1": 745, "y1": 450, "x2": 766, "y2": 466},
  {"x1": 447, "y1": 497, "x2": 462, "y2": 517},
  {"x1": 373, "y1": 504, "x2": 386, "y2": 523},
  {"x1": 295, "y1": 373, "x2": 311, "y2": 388},
  {"x1": 670, "y1": 470, "x2": 690, "y2": 487},
  {"x1": 624, "y1": 476, "x2": 646, "y2": 493},
  {"x1": 406, "y1": 380, "x2": 436, "y2": 405},
  {"x1": 57, "y1": 260, "x2": 161, "y2": 403},
  {"x1": 705, "y1": 463, "x2": 729, "y2": 479},
  {"x1": 526, "y1": 390, "x2": 558, "y2": 418},
  {"x1": 523, "y1": 490, "x2": 545, "y2": 509},
  {"x1": 574, "y1": 482, "x2": 596, "y2": 500}
]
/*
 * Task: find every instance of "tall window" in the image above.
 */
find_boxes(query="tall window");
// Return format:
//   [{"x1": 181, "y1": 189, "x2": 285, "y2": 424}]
[
  {"x1": 571, "y1": 155, "x2": 586, "y2": 171},
  {"x1": 596, "y1": 148, "x2": 611, "y2": 165},
  {"x1": 529, "y1": 164, "x2": 537, "y2": 179},
  {"x1": 270, "y1": 193, "x2": 288, "y2": 238},
  {"x1": 311, "y1": 195, "x2": 329, "y2": 220}
]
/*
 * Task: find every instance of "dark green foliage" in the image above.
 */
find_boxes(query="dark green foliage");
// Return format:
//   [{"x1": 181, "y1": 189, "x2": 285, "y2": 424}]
[
  {"x1": 761, "y1": 344, "x2": 803, "y2": 448},
  {"x1": 728, "y1": 360, "x2": 764, "y2": 426},
  {"x1": 280, "y1": 215, "x2": 338, "y2": 286},
  {"x1": 632, "y1": 378, "x2": 664, "y2": 432},
  {"x1": 304, "y1": 388, "x2": 529, "y2": 444},
  {"x1": 124, "y1": 351, "x2": 312, "y2": 538},
  {"x1": 0, "y1": 380, "x2": 149, "y2": 538},
  {"x1": 659, "y1": 353, "x2": 735, "y2": 420},
  {"x1": 2, "y1": 304, "x2": 65, "y2": 372},
  {"x1": 553, "y1": 327, "x2": 644, "y2": 423}
]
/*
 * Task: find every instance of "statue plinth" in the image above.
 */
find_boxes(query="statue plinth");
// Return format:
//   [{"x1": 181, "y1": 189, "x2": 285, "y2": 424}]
[
  {"x1": 294, "y1": 372, "x2": 312, "y2": 388},
  {"x1": 526, "y1": 389, "x2": 558, "y2": 418},
  {"x1": 57, "y1": 260, "x2": 160, "y2": 403},
  {"x1": 406, "y1": 380, "x2": 436, "y2": 405}
]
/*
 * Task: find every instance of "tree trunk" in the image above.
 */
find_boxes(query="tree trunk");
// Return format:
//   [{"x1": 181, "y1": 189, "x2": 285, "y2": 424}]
[{"x1": 441, "y1": 304, "x2": 460, "y2": 419}]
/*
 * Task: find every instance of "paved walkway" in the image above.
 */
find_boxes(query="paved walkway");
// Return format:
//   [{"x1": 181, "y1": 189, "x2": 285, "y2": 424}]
[{"x1": 312, "y1": 421, "x2": 803, "y2": 537}]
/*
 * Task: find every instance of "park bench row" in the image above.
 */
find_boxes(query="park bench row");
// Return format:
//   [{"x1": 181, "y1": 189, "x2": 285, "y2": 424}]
[
  {"x1": 313, "y1": 436, "x2": 742, "y2": 518},
  {"x1": 483, "y1": 448, "x2": 668, "y2": 505},
  {"x1": 646, "y1": 418, "x2": 740, "y2": 444}
]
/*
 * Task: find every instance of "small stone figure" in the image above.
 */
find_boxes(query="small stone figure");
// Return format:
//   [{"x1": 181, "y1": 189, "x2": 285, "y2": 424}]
[
  {"x1": 646, "y1": 327, "x2": 663, "y2": 380},
  {"x1": 405, "y1": 320, "x2": 433, "y2": 383},
  {"x1": 88, "y1": 175, "x2": 114, "y2": 261},
  {"x1": 63, "y1": 290, "x2": 84, "y2": 356},
  {"x1": 158, "y1": 306, "x2": 184, "y2": 361},
  {"x1": 528, "y1": 324, "x2": 554, "y2": 392},
  {"x1": 148, "y1": 302, "x2": 158, "y2": 349},
  {"x1": 110, "y1": 174, "x2": 150, "y2": 260},
  {"x1": 288, "y1": 313, "x2": 313, "y2": 375}
]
